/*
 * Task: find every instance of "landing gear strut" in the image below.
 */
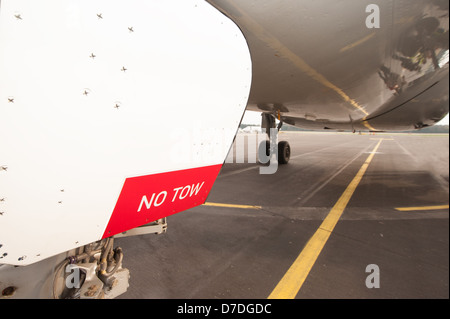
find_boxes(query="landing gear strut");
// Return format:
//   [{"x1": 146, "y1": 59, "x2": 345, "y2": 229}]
[{"x1": 259, "y1": 113, "x2": 291, "y2": 165}]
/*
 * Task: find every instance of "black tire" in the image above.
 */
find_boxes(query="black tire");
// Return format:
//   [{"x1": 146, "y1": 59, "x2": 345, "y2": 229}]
[{"x1": 278, "y1": 141, "x2": 291, "y2": 164}]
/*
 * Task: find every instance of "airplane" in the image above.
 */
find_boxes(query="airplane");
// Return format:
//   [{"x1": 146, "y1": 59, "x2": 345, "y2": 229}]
[
  {"x1": 207, "y1": 0, "x2": 449, "y2": 163},
  {"x1": 0, "y1": 0, "x2": 448, "y2": 298}
]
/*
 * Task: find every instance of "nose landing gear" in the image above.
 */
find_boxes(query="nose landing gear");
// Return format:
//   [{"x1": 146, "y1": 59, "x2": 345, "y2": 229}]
[{"x1": 259, "y1": 113, "x2": 291, "y2": 165}]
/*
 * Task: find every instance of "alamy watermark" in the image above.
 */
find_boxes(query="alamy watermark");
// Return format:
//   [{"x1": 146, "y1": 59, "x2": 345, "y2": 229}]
[
  {"x1": 366, "y1": 4, "x2": 380, "y2": 29},
  {"x1": 365, "y1": 264, "x2": 380, "y2": 289},
  {"x1": 169, "y1": 127, "x2": 280, "y2": 175},
  {"x1": 65, "y1": 264, "x2": 81, "y2": 289}
]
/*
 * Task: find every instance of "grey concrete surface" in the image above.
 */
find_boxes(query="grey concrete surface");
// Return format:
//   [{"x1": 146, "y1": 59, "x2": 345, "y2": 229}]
[{"x1": 116, "y1": 132, "x2": 449, "y2": 299}]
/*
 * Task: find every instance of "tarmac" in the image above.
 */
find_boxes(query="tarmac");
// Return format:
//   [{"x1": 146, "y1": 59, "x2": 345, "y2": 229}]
[{"x1": 116, "y1": 131, "x2": 449, "y2": 299}]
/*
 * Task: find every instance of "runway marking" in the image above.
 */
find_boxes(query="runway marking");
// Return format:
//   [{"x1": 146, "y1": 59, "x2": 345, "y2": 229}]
[
  {"x1": 340, "y1": 32, "x2": 376, "y2": 53},
  {"x1": 268, "y1": 139, "x2": 383, "y2": 299},
  {"x1": 393, "y1": 139, "x2": 415, "y2": 159},
  {"x1": 395, "y1": 205, "x2": 449, "y2": 212},
  {"x1": 362, "y1": 120, "x2": 378, "y2": 131},
  {"x1": 219, "y1": 139, "x2": 359, "y2": 179},
  {"x1": 296, "y1": 142, "x2": 376, "y2": 206},
  {"x1": 203, "y1": 202, "x2": 262, "y2": 210}
]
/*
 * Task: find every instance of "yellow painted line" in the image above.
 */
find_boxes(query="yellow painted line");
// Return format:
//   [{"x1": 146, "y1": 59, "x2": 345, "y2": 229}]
[
  {"x1": 203, "y1": 202, "x2": 262, "y2": 210},
  {"x1": 227, "y1": 0, "x2": 369, "y2": 117},
  {"x1": 268, "y1": 139, "x2": 383, "y2": 299},
  {"x1": 395, "y1": 205, "x2": 449, "y2": 212},
  {"x1": 362, "y1": 120, "x2": 378, "y2": 131},
  {"x1": 340, "y1": 32, "x2": 376, "y2": 53}
]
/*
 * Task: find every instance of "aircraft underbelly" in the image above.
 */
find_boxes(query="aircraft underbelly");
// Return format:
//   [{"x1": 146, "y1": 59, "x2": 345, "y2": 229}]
[{"x1": 208, "y1": 0, "x2": 449, "y2": 130}]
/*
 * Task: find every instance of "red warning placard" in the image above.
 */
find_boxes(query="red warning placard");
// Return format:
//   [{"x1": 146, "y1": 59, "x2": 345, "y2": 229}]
[{"x1": 102, "y1": 164, "x2": 222, "y2": 238}]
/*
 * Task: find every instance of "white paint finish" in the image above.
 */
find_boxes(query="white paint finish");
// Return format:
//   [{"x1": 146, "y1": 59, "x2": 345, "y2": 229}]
[{"x1": 0, "y1": 0, "x2": 251, "y2": 265}]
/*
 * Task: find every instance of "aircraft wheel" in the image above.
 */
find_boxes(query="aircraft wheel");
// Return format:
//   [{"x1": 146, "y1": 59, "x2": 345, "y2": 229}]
[{"x1": 278, "y1": 141, "x2": 291, "y2": 164}]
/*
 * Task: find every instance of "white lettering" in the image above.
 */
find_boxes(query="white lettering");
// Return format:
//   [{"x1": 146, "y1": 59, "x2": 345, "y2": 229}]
[
  {"x1": 259, "y1": 128, "x2": 278, "y2": 175},
  {"x1": 179, "y1": 185, "x2": 191, "y2": 200},
  {"x1": 137, "y1": 194, "x2": 155, "y2": 212},
  {"x1": 178, "y1": 303, "x2": 211, "y2": 316},
  {"x1": 365, "y1": 264, "x2": 380, "y2": 288},
  {"x1": 154, "y1": 191, "x2": 167, "y2": 207},
  {"x1": 138, "y1": 181, "x2": 206, "y2": 212},
  {"x1": 172, "y1": 187, "x2": 183, "y2": 202},
  {"x1": 190, "y1": 182, "x2": 205, "y2": 197},
  {"x1": 221, "y1": 304, "x2": 271, "y2": 314},
  {"x1": 65, "y1": 265, "x2": 81, "y2": 289},
  {"x1": 235, "y1": 134, "x2": 246, "y2": 163},
  {"x1": 137, "y1": 191, "x2": 167, "y2": 212},
  {"x1": 366, "y1": 4, "x2": 380, "y2": 29}
]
